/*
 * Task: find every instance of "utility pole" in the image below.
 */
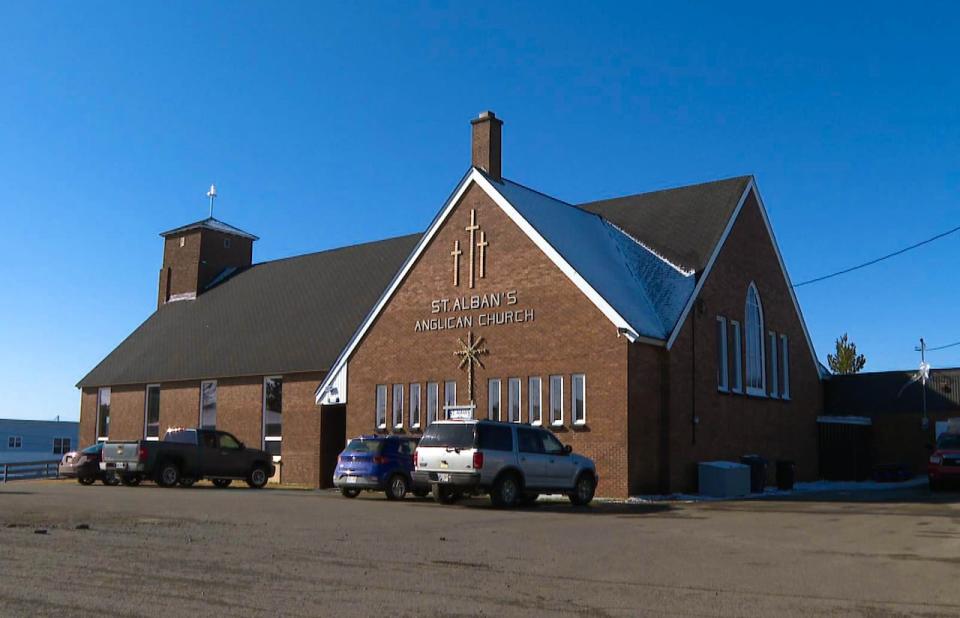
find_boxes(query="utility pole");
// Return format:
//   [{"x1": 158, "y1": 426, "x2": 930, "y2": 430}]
[{"x1": 915, "y1": 338, "x2": 930, "y2": 430}]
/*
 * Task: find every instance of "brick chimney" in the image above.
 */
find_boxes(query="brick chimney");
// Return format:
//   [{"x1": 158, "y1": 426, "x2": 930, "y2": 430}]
[
  {"x1": 471, "y1": 110, "x2": 503, "y2": 181},
  {"x1": 156, "y1": 218, "x2": 257, "y2": 308}
]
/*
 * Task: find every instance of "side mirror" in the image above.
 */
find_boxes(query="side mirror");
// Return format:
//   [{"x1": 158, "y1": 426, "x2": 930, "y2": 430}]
[
  {"x1": 563, "y1": 444, "x2": 573, "y2": 455},
  {"x1": 239, "y1": 442, "x2": 246, "y2": 450}
]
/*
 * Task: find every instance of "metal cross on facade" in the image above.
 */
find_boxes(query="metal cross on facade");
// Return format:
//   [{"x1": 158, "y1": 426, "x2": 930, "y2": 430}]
[
  {"x1": 454, "y1": 330, "x2": 489, "y2": 403},
  {"x1": 465, "y1": 209, "x2": 480, "y2": 288},
  {"x1": 450, "y1": 240, "x2": 462, "y2": 286}
]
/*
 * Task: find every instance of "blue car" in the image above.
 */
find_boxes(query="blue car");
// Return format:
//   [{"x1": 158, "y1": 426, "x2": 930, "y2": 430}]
[{"x1": 334, "y1": 435, "x2": 428, "y2": 500}]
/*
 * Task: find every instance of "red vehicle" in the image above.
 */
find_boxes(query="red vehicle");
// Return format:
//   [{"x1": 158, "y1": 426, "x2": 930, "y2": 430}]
[{"x1": 928, "y1": 432, "x2": 960, "y2": 491}]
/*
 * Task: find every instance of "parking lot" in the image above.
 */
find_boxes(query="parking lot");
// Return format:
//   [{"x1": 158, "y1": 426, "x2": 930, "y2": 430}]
[{"x1": 1, "y1": 480, "x2": 959, "y2": 617}]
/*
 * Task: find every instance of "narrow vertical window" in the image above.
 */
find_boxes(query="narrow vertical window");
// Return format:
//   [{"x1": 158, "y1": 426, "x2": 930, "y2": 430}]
[
  {"x1": 768, "y1": 332, "x2": 779, "y2": 398},
  {"x1": 730, "y1": 320, "x2": 743, "y2": 393},
  {"x1": 200, "y1": 380, "x2": 217, "y2": 429},
  {"x1": 375, "y1": 385, "x2": 387, "y2": 429},
  {"x1": 263, "y1": 377, "x2": 283, "y2": 456},
  {"x1": 488, "y1": 378, "x2": 501, "y2": 420},
  {"x1": 528, "y1": 377, "x2": 542, "y2": 425},
  {"x1": 549, "y1": 375, "x2": 564, "y2": 426},
  {"x1": 444, "y1": 381, "x2": 456, "y2": 417},
  {"x1": 745, "y1": 284, "x2": 766, "y2": 395},
  {"x1": 393, "y1": 384, "x2": 403, "y2": 429},
  {"x1": 410, "y1": 383, "x2": 421, "y2": 429},
  {"x1": 426, "y1": 382, "x2": 439, "y2": 426},
  {"x1": 716, "y1": 317, "x2": 729, "y2": 392},
  {"x1": 780, "y1": 334, "x2": 790, "y2": 400},
  {"x1": 145, "y1": 384, "x2": 161, "y2": 440},
  {"x1": 572, "y1": 374, "x2": 586, "y2": 425},
  {"x1": 508, "y1": 378, "x2": 521, "y2": 423},
  {"x1": 97, "y1": 387, "x2": 111, "y2": 441}
]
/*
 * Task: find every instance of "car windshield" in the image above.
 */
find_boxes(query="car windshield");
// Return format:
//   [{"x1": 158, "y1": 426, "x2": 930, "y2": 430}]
[
  {"x1": 419, "y1": 424, "x2": 475, "y2": 449},
  {"x1": 937, "y1": 433, "x2": 960, "y2": 449},
  {"x1": 344, "y1": 439, "x2": 384, "y2": 455},
  {"x1": 81, "y1": 443, "x2": 101, "y2": 455}
]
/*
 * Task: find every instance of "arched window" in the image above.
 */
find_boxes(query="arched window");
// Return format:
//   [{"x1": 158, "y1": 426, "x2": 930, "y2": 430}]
[{"x1": 744, "y1": 283, "x2": 765, "y2": 394}]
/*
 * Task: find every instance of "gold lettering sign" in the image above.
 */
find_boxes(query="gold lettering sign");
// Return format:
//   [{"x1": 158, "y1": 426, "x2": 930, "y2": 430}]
[{"x1": 451, "y1": 208, "x2": 488, "y2": 288}]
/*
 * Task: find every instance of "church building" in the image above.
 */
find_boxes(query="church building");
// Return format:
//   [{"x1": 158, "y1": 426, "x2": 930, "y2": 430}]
[{"x1": 79, "y1": 111, "x2": 821, "y2": 497}]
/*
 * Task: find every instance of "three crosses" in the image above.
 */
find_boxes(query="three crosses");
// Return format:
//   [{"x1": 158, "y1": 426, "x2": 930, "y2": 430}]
[{"x1": 451, "y1": 209, "x2": 488, "y2": 288}]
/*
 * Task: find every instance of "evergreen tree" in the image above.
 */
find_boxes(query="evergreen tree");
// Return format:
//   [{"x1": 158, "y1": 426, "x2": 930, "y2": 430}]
[{"x1": 827, "y1": 333, "x2": 866, "y2": 374}]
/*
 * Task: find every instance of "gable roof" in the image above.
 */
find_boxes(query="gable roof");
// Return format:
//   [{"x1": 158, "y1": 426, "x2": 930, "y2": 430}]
[
  {"x1": 77, "y1": 234, "x2": 420, "y2": 388},
  {"x1": 579, "y1": 176, "x2": 752, "y2": 273},
  {"x1": 160, "y1": 217, "x2": 260, "y2": 241}
]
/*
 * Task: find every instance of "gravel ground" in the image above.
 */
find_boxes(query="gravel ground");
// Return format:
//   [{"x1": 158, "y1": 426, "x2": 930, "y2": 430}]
[{"x1": 1, "y1": 479, "x2": 959, "y2": 617}]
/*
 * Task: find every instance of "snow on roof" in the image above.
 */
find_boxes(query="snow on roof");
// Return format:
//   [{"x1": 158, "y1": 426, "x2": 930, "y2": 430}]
[
  {"x1": 160, "y1": 217, "x2": 259, "y2": 241},
  {"x1": 491, "y1": 177, "x2": 696, "y2": 340}
]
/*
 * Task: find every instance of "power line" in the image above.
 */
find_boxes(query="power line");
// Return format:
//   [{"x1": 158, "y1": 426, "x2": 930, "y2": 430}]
[
  {"x1": 921, "y1": 339, "x2": 960, "y2": 352},
  {"x1": 793, "y1": 222, "x2": 960, "y2": 288}
]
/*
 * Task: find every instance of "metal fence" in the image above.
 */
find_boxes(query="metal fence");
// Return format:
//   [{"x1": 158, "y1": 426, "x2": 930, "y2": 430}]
[{"x1": 0, "y1": 460, "x2": 61, "y2": 483}]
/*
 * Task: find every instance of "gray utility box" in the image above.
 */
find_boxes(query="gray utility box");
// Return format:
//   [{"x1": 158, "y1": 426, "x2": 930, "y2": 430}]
[{"x1": 698, "y1": 461, "x2": 751, "y2": 498}]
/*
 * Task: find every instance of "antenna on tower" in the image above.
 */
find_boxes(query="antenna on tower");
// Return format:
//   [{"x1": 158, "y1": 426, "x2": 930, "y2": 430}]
[{"x1": 207, "y1": 184, "x2": 218, "y2": 218}]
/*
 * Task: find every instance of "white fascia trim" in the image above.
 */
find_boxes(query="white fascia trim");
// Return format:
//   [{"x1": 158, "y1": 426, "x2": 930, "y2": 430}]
[
  {"x1": 664, "y1": 178, "x2": 821, "y2": 379},
  {"x1": 316, "y1": 168, "x2": 663, "y2": 404},
  {"x1": 666, "y1": 180, "x2": 753, "y2": 350}
]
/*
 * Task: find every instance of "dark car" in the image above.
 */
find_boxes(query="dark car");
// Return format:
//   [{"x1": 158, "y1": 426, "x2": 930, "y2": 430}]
[
  {"x1": 334, "y1": 435, "x2": 428, "y2": 500},
  {"x1": 59, "y1": 443, "x2": 119, "y2": 486},
  {"x1": 101, "y1": 428, "x2": 276, "y2": 489}
]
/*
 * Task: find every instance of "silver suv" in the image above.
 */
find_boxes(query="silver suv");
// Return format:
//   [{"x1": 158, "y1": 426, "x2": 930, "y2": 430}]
[{"x1": 413, "y1": 419, "x2": 597, "y2": 507}]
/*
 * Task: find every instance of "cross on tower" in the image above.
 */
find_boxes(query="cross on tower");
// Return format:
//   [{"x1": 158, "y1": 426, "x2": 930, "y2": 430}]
[
  {"x1": 454, "y1": 331, "x2": 489, "y2": 403},
  {"x1": 450, "y1": 240, "x2": 462, "y2": 286}
]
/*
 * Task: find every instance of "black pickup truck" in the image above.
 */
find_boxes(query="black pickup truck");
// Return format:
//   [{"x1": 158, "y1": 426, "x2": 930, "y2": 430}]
[{"x1": 100, "y1": 428, "x2": 276, "y2": 488}]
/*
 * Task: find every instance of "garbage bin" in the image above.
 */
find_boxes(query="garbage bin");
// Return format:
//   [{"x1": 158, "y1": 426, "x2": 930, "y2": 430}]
[
  {"x1": 740, "y1": 455, "x2": 768, "y2": 493},
  {"x1": 776, "y1": 460, "x2": 796, "y2": 490}
]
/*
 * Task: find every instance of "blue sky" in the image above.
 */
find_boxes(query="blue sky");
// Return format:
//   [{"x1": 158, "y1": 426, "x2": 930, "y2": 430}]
[{"x1": 2, "y1": 2, "x2": 959, "y2": 420}]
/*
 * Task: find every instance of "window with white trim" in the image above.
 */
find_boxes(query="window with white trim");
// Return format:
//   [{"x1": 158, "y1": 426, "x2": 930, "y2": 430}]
[
  {"x1": 508, "y1": 378, "x2": 521, "y2": 423},
  {"x1": 528, "y1": 377, "x2": 542, "y2": 425},
  {"x1": 392, "y1": 384, "x2": 403, "y2": 429},
  {"x1": 716, "y1": 316, "x2": 728, "y2": 392},
  {"x1": 549, "y1": 375, "x2": 563, "y2": 426},
  {"x1": 488, "y1": 378, "x2": 501, "y2": 421},
  {"x1": 375, "y1": 384, "x2": 387, "y2": 429},
  {"x1": 426, "y1": 382, "x2": 439, "y2": 426},
  {"x1": 409, "y1": 383, "x2": 421, "y2": 429},
  {"x1": 745, "y1": 284, "x2": 766, "y2": 395},
  {"x1": 53, "y1": 437, "x2": 71, "y2": 455},
  {"x1": 200, "y1": 380, "x2": 217, "y2": 429},
  {"x1": 8, "y1": 436, "x2": 22, "y2": 449},
  {"x1": 780, "y1": 334, "x2": 790, "y2": 399},
  {"x1": 444, "y1": 381, "x2": 456, "y2": 417},
  {"x1": 263, "y1": 377, "x2": 282, "y2": 456},
  {"x1": 97, "y1": 387, "x2": 111, "y2": 440},
  {"x1": 730, "y1": 320, "x2": 743, "y2": 393},
  {"x1": 145, "y1": 384, "x2": 161, "y2": 440},
  {"x1": 572, "y1": 374, "x2": 586, "y2": 425},
  {"x1": 768, "y1": 331, "x2": 779, "y2": 398}
]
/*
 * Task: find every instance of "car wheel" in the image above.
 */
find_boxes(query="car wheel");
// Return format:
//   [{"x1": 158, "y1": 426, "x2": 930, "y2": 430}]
[
  {"x1": 520, "y1": 492, "x2": 539, "y2": 506},
  {"x1": 120, "y1": 474, "x2": 141, "y2": 487},
  {"x1": 247, "y1": 465, "x2": 269, "y2": 489},
  {"x1": 385, "y1": 474, "x2": 408, "y2": 500},
  {"x1": 432, "y1": 484, "x2": 460, "y2": 504},
  {"x1": 340, "y1": 487, "x2": 361, "y2": 498},
  {"x1": 569, "y1": 472, "x2": 596, "y2": 506},
  {"x1": 78, "y1": 475, "x2": 95, "y2": 486},
  {"x1": 490, "y1": 473, "x2": 521, "y2": 508},
  {"x1": 212, "y1": 479, "x2": 232, "y2": 488},
  {"x1": 157, "y1": 462, "x2": 180, "y2": 488},
  {"x1": 102, "y1": 472, "x2": 120, "y2": 486},
  {"x1": 178, "y1": 477, "x2": 196, "y2": 488}
]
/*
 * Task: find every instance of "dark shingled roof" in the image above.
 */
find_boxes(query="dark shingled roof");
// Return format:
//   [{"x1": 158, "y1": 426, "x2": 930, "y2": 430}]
[
  {"x1": 824, "y1": 369, "x2": 960, "y2": 416},
  {"x1": 77, "y1": 234, "x2": 421, "y2": 387},
  {"x1": 578, "y1": 176, "x2": 752, "y2": 273},
  {"x1": 160, "y1": 216, "x2": 259, "y2": 241}
]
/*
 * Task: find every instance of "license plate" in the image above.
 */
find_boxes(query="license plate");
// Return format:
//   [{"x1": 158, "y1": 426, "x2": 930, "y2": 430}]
[
  {"x1": 114, "y1": 462, "x2": 127, "y2": 470},
  {"x1": 346, "y1": 476, "x2": 357, "y2": 483},
  {"x1": 438, "y1": 473, "x2": 451, "y2": 483}
]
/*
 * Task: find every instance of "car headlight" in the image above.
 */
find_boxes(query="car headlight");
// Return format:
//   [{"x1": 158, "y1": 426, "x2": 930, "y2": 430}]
[{"x1": 930, "y1": 455, "x2": 943, "y2": 465}]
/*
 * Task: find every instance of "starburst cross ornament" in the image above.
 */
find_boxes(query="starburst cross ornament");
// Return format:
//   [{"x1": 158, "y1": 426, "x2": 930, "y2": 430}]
[{"x1": 455, "y1": 331, "x2": 489, "y2": 403}]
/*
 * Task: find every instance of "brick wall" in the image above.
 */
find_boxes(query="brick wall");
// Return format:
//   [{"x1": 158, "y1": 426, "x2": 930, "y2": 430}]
[
  {"x1": 159, "y1": 230, "x2": 201, "y2": 305},
  {"x1": 345, "y1": 181, "x2": 633, "y2": 497},
  {"x1": 664, "y1": 191, "x2": 822, "y2": 492},
  {"x1": 79, "y1": 388, "x2": 97, "y2": 446}
]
